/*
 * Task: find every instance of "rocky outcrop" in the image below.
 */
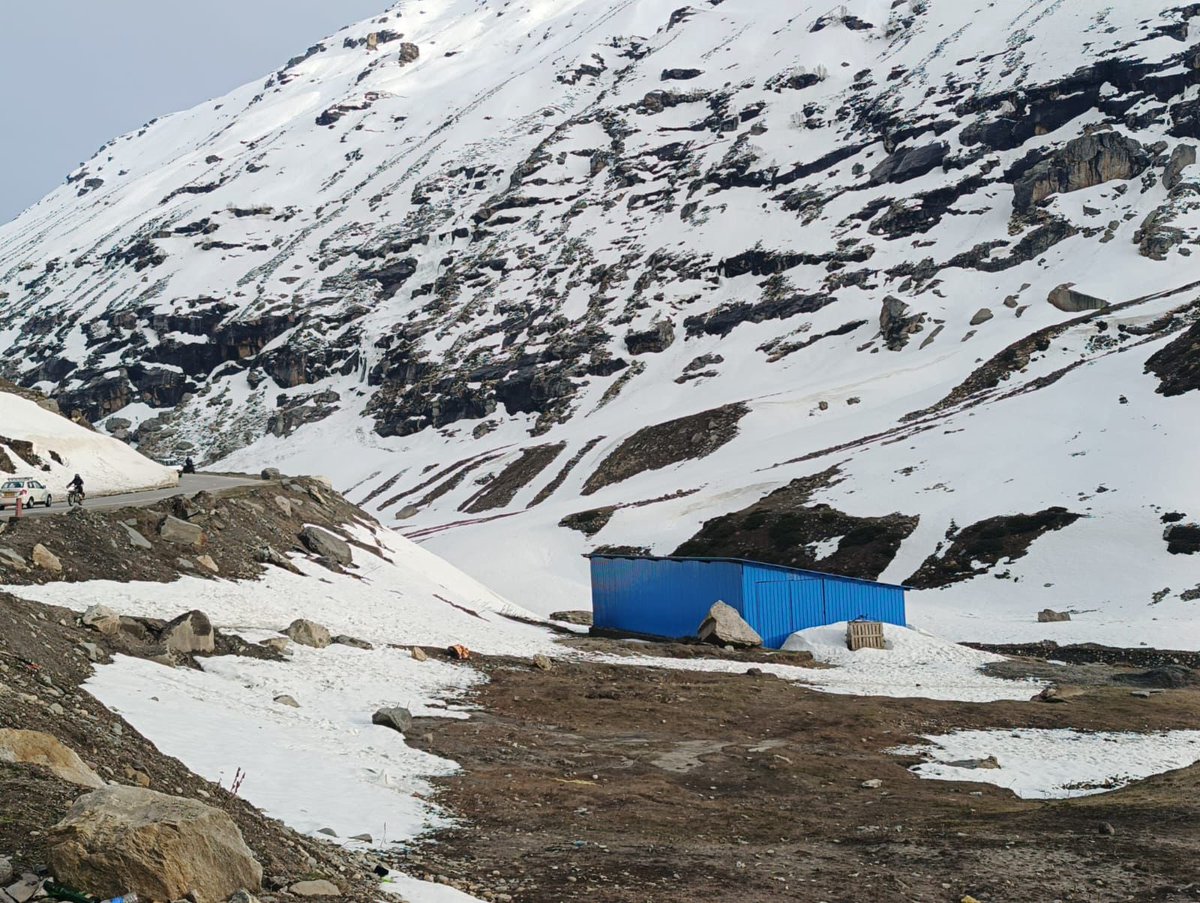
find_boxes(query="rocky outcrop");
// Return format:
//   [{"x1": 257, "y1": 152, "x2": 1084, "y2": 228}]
[
  {"x1": 161, "y1": 610, "x2": 215, "y2": 655},
  {"x1": 1145, "y1": 321, "x2": 1200, "y2": 396},
  {"x1": 159, "y1": 515, "x2": 204, "y2": 546},
  {"x1": 1012, "y1": 133, "x2": 1149, "y2": 212},
  {"x1": 869, "y1": 142, "x2": 947, "y2": 185},
  {"x1": 299, "y1": 525, "x2": 352, "y2": 565},
  {"x1": 697, "y1": 602, "x2": 763, "y2": 648},
  {"x1": 1164, "y1": 523, "x2": 1200, "y2": 554},
  {"x1": 879, "y1": 296, "x2": 925, "y2": 350},
  {"x1": 372, "y1": 706, "x2": 413, "y2": 733},
  {"x1": 0, "y1": 729, "x2": 104, "y2": 788},
  {"x1": 48, "y1": 785, "x2": 263, "y2": 902},
  {"x1": 624, "y1": 321, "x2": 675, "y2": 355},
  {"x1": 1164, "y1": 144, "x2": 1197, "y2": 190}
]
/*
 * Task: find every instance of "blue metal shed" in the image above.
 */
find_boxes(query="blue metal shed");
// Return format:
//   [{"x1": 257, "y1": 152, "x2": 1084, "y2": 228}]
[{"x1": 589, "y1": 554, "x2": 906, "y2": 649}]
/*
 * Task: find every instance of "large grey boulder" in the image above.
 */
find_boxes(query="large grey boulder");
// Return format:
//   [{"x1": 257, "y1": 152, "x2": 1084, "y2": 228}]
[
  {"x1": 161, "y1": 610, "x2": 215, "y2": 655},
  {"x1": 372, "y1": 706, "x2": 413, "y2": 734},
  {"x1": 160, "y1": 515, "x2": 204, "y2": 547},
  {"x1": 285, "y1": 618, "x2": 332, "y2": 649},
  {"x1": 82, "y1": 605, "x2": 121, "y2": 636},
  {"x1": 1048, "y1": 283, "x2": 1108, "y2": 313},
  {"x1": 32, "y1": 544, "x2": 62, "y2": 573},
  {"x1": 1038, "y1": 608, "x2": 1072, "y2": 623},
  {"x1": 300, "y1": 526, "x2": 352, "y2": 565},
  {"x1": 49, "y1": 786, "x2": 262, "y2": 902},
  {"x1": 697, "y1": 601, "x2": 763, "y2": 648},
  {"x1": 0, "y1": 729, "x2": 104, "y2": 788},
  {"x1": 122, "y1": 525, "x2": 152, "y2": 551}
]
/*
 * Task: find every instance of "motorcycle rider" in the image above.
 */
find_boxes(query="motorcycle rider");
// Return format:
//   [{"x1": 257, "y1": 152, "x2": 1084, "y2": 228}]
[
  {"x1": 182, "y1": 456, "x2": 196, "y2": 475},
  {"x1": 68, "y1": 473, "x2": 85, "y2": 502}
]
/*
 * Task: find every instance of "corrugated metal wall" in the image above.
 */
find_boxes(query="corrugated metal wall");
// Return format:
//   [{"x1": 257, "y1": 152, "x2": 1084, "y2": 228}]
[
  {"x1": 590, "y1": 557, "x2": 745, "y2": 639},
  {"x1": 591, "y1": 556, "x2": 906, "y2": 648}
]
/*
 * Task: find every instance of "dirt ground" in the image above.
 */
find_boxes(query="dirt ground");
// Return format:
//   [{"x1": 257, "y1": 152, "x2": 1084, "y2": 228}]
[{"x1": 393, "y1": 646, "x2": 1200, "y2": 903}]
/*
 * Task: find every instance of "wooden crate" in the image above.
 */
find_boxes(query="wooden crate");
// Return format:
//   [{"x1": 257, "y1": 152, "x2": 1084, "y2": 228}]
[{"x1": 846, "y1": 619, "x2": 885, "y2": 651}]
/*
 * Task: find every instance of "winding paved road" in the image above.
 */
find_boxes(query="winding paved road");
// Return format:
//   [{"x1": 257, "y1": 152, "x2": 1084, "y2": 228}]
[{"x1": 13, "y1": 473, "x2": 261, "y2": 519}]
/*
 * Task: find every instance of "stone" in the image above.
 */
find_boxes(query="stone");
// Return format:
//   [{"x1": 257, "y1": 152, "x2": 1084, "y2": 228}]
[
  {"x1": 273, "y1": 695, "x2": 300, "y2": 708},
  {"x1": 196, "y1": 554, "x2": 220, "y2": 574},
  {"x1": 879, "y1": 295, "x2": 925, "y2": 350},
  {"x1": 1037, "y1": 608, "x2": 1071, "y2": 623},
  {"x1": 259, "y1": 637, "x2": 291, "y2": 653},
  {"x1": 49, "y1": 786, "x2": 262, "y2": 901},
  {"x1": 332, "y1": 635, "x2": 373, "y2": 650},
  {"x1": 261, "y1": 468, "x2": 282, "y2": 481},
  {"x1": 372, "y1": 706, "x2": 413, "y2": 734},
  {"x1": 123, "y1": 766, "x2": 151, "y2": 788},
  {"x1": 411, "y1": 646, "x2": 428, "y2": 662},
  {"x1": 79, "y1": 642, "x2": 104, "y2": 663},
  {"x1": 177, "y1": 558, "x2": 195, "y2": 570},
  {"x1": 697, "y1": 601, "x2": 763, "y2": 649},
  {"x1": 0, "y1": 547, "x2": 29, "y2": 572},
  {"x1": 969, "y1": 308, "x2": 993, "y2": 326},
  {"x1": 624, "y1": 320, "x2": 676, "y2": 355},
  {"x1": 160, "y1": 515, "x2": 205, "y2": 547},
  {"x1": 0, "y1": 729, "x2": 104, "y2": 787},
  {"x1": 299, "y1": 526, "x2": 352, "y2": 566},
  {"x1": 122, "y1": 524, "x2": 153, "y2": 550},
  {"x1": 1164, "y1": 144, "x2": 1197, "y2": 190},
  {"x1": 869, "y1": 142, "x2": 948, "y2": 185},
  {"x1": 82, "y1": 605, "x2": 121, "y2": 636},
  {"x1": 285, "y1": 619, "x2": 331, "y2": 649},
  {"x1": 273, "y1": 496, "x2": 292, "y2": 517},
  {"x1": 349, "y1": 833, "x2": 372, "y2": 843},
  {"x1": 32, "y1": 543, "x2": 62, "y2": 573},
  {"x1": 229, "y1": 890, "x2": 260, "y2": 903},
  {"x1": 0, "y1": 857, "x2": 12, "y2": 885},
  {"x1": 861, "y1": 778, "x2": 883, "y2": 789},
  {"x1": 161, "y1": 610, "x2": 216, "y2": 655},
  {"x1": 311, "y1": 476, "x2": 334, "y2": 490},
  {"x1": 289, "y1": 880, "x2": 341, "y2": 897},
  {"x1": 946, "y1": 755, "x2": 1000, "y2": 770},
  {"x1": 1099, "y1": 822, "x2": 1116, "y2": 836},
  {"x1": 532, "y1": 654, "x2": 553, "y2": 671},
  {"x1": 1013, "y1": 133, "x2": 1149, "y2": 212},
  {"x1": 1047, "y1": 283, "x2": 1108, "y2": 313},
  {"x1": 549, "y1": 610, "x2": 593, "y2": 626}
]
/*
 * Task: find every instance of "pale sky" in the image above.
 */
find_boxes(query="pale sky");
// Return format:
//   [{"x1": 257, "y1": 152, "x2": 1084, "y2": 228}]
[{"x1": 0, "y1": 0, "x2": 392, "y2": 224}]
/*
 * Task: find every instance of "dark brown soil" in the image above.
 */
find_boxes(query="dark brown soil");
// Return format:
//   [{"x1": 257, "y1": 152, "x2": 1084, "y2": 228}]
[
  {"x1": 907, "y1": 507, "x2": 1082, "y2": 589},
  {"x1": 673, "y1": 466, "x2": 918, "y2": 580},
  {"x1": 581, "y1": 404, "x2": 747, "y2": 496},
  {"x1": 392, "y1": 652, "x2": 1200, "y2": 903}
]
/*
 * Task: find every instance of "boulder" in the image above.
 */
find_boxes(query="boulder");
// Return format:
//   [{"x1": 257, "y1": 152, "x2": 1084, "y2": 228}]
[
  {"x1": 372, "y1": 706, "x2": 413, "y2": 734},
  {"x1": 82, "y1": 605, "x2": 121, "y2": 636},
  {"x1": 273, "y1": 695, "x2": 300, "y2": 708},
  {"x1": 196, "y1": 554, "x2": 220, "y2": 574},
  {"x1": 122, "y1": 525, "x2": 152, "y2": 551},
  {"x1": 261, "y1": 468, "x2": 282, "y2": 481},
  {"x1": 1013, "y1": 133, "x2": 1149, "y2": 212},
  {"x1": 32, "y1": 543, "x2": 62, "y2": 573},
  {"x1": 0, "y1": 729, "x2": 104, "y2": 787},
  {"x1": 161, "y1": 610, "x2": 215, "y2": 655},
  {"x1": 411, "y1": 646, "x2": 428, "y2": 662},
  {"x1": 879, "y1": 295, "x2": 926, "y2": 350},
  {"x1": 285, "y1": 619, "x2": 331, "y2": 649},
  {"x1": 1164, "y1": 143, "x2": 1197, "y2": 190},
  {"x1": 273, "y1": 496, "x2": 292, "y2": 517},
  {"x1": 697, "y1": 601, "x2": 763, "y2": 648},
  {"x1": 299, "y1": 526, "x2": 352, "y2": 565},
  {"x1": 0, "y1": 547, "x2": 29, "y2": 572},
  {"x1": 290, "y1": 880, "x2": 341, "y2": 897},
  {"x1": 332, "y1": 635, "x2": 373, "y2": 650},
  {"x1": 1048, "y1": 283, "x2": 1108, "y2": 313},
  {"x1": 1037, "y1": 608, "x2": 1072, "y2": 623},
  {"x1": 624, "y1": 320, "x2": 676, "y2": 355},
  {"x1": 0, "y1": 857, "x2": 12, "y2": 885},
  {"x1": 969, "y1": 308, "x2": 994, "y2": 326},
  {"x1": 259, "y1": 637, "x2": 291, "y2": 653},
  {"x1": 160, "y1": 515, "x2": 204, "y2": 547},
  {"x1": 870, "y1": 141, "x2": 948, "y2": 185},
  {"x1": 48, "y1": 786, "x2": 262, "y2": 901},
  {"x1": 532, "y1": 654, "x2": 553, "y2": 671}
]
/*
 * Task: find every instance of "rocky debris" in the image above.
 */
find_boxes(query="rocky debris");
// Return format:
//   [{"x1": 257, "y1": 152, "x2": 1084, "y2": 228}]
[
  {"x1": 1145, "y1": 322, "x2": 1200, "y2": 396},
  {"x1": 550, "y1": 610, "x2": 593, "y2": 626},
  {"x1": 1047, "y1": 283, "x2": 1108, "y2": 313},
  {"x1": 582, "y1": 403, "x2": 748, "y2": 495},
  {"x1": 285, "y1": 619, "x2": 332, "y2": 649},
  {"x1": 289, "y1": 879, "x2": 342, "y2": 897},
  {"x1": 1013, "y1": 133, "x2": 1150, "y2": 212},
  {"x1": 30, "y1": 544, "x2": 62, "y2": 573},
  {"x1": 332, "y1": 635, "x2": 373, "y2": 650},
  {"x1": 869, "y1": 142, "x2": 947, "y2": 185},
  {"x1": 260, "y1": 636, "x2": 291, "y2": 653},
  {"x1": 121, "y1": 524, "x2": 152, "y2": 550},
  {"x1": 0, "y1": 729, "x2": 105, "y2": 788},
  {"x1": 159, "y1": 515, "x2": 204, "y2": 547},
  {"x1": 697, "y1": 602, "x2": 763, "y2": 649},
  {"x1": 299, "y1": 525, "x2": 352, "y2": 566},
  {"x1": 1164, "y1": 144, "x2": 1197, "y2": 190},
  {"x1": 1164, "y1": 523, "x2": 1200, "y2": 554},
  {"x1": 1038, "y1": 609, "x2": 1072, "y2": 623},
  {"x1": 161, "y1": 610, "x2": 216, "y2": 655},
  {"x1": 879, "y1": 296, "x2": 925, "y2": 350},
  {"x1": 258, "y1": 545, "x2": 302, "y2": 573},
  {"x1": 624, "y1": 321, "x2": 675, "y2": 355},
  {"x1": 908, "y1": 507, "x2": 1082, "y2": 589},
  {"x1": 559, "y1": 506, "x2": 616, "y2": 537},
  {"x1": 371, "y1": 706, "x2": 413, "y2": 734},
  {"x1": 81, "y1": 605, "x2": 120, "y2": 636},
  {"x1": 48, "y1": 785, "x2": 263, "y2": 902},
  {"x1": 273, "y1": 695, "x2": 300, "y2": 708}
]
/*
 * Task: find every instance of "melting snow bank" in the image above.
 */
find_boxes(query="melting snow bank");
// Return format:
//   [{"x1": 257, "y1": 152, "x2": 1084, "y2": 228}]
[
  {"x1": 893, "y1": 728, "x2": 1200, "y2": 799},
  {"x1": 592, "y1": 623, "x2": 1043, "y2": 702},
  {"x1": 381, "y1": 872, "x2": 487, "y2": 902}
]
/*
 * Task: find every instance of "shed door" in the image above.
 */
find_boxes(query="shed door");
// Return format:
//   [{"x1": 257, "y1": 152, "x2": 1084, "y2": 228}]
[{"x1": 745, "y1": 578, "x2": 824, "y2": 648}]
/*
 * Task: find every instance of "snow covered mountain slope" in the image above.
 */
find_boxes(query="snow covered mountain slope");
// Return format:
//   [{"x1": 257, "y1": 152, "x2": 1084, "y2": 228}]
[
  {"x1": 0, "y1": 386, "x2": 177, "y2": 496},
  {"x1": 1, "y1": 0, "x2": 1199, "y2": 632}
]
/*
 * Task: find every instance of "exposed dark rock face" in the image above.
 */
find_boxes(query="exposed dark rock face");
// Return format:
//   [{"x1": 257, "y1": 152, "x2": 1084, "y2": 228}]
[
  {"x1": 582, "y1": 404, "x2": 748, "y2": 496},
  {"x1": 624, "y1": 321, "x2": 675, "y2": 355},
  {"x1": 673, "y1": 468, "x2": 917, "y2": 581},
  {"x1": 879, "y1": 296, "x2": 925, "y2": 350},
  {"x1": 1012, "y1": 133, "x2": 1150, "y2": 212},
  {"x1": 1145, "y1": 321, "x2": 1200, "y2": 396},
  {"x1": 907, "y1": 508, "x2": 1082, "y2": 589},
  {"x1": 559, "y1": 506, "x2": 617, "y2": 537},
  {"x1": 459, "y1": 443, "x2": 565, "y2": 513},
  {"x1": 869, "y1": 142, "x2": 947, "y2": 185},
  {"x1": 1164, "y1": 144, "x2": 1197, "y2": 189},
  {"x1": 1164, "y1": 524, "x2": 1200, "y2": 554},
  {"x1": 661, "y1": 68, "x2": 702, "y2": 81}
]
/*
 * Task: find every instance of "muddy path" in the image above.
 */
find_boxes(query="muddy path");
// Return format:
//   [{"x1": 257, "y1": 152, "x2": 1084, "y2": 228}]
[{"x1": 396, "y1": 654, "x2": 1200, "y2": 903}]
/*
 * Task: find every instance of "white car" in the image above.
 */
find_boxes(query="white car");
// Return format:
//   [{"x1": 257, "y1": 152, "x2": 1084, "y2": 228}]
[{"x1": 0, "y1": 477, "x2": 53, "y2": 510}]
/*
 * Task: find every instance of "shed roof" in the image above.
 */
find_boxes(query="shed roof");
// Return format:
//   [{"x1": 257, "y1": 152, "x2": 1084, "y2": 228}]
[{"x1": 586, "y1": 553, "x2": 907, "y2": 591}]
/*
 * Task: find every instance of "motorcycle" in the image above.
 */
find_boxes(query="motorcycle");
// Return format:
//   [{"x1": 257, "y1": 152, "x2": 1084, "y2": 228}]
[{"x1": 67, "y1": 489, "x2": 85, "y2": 508}]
